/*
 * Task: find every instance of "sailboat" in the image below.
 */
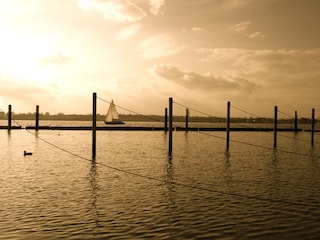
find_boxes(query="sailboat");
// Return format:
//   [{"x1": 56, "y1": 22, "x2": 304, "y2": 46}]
[{"x1": 104, "y1": 100, "x2": 125, "y2": 124}]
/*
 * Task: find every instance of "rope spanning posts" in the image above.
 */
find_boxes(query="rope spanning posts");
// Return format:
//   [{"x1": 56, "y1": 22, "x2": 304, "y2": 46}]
[
  {"x1": 231, "y1": 104, "x2": 260, "y2": 119},
  {"x1": 174, "y1": 101, "x2": 217, "y2": 119},
  {"x1": 168, "y1": 97, "x2": 173, "y2": 158},
  {"x1": 274, "y1": 106, "x2": 278, "y2": 148},
  {"x1": 311, "y1": 108, "x2": 315, "y2": 147},
  {"x1": 35, "y1": 105, "x2": 39, "y2": 131},
  {"x1": 8, "y1": 105, "x2": 12, "y2": 130},
  {"x1": 92, "y1": 92, "x2": 97, "y2": 160},
  {"x1": 226, "y1": 101, "x2": 230, "y2": 151}
]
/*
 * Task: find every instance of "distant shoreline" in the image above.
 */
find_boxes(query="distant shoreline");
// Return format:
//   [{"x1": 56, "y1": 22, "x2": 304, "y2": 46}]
[
  {"x1": 0, "y1": 113, "x2": 315, "y2": 124},
  {"x1": 0, "y1": 113, "x2": 311, "y2": 124}
]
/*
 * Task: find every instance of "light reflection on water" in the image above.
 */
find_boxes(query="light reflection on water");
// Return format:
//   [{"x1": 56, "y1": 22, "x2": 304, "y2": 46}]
[{"x1": 0, "y1": 129, "x2": 320, "y2": 239}]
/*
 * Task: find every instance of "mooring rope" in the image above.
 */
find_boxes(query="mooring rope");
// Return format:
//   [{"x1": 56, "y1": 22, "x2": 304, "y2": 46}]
[
  {"x1": 195, "y1": 130, "x2": 320, "y2": 158},
  {"x1": 229, "y1": 120, "x2": 318, "y2": 144},
  {"x1": 173, "y1": 101, "x2": 219, "y2": 118},
  {"x1": 231, "y1": 104, "x2": 261, "y2": 118},
  {"x1": 174, "y1": 101, "x2": 319, "y2": 147},
  {"x1": 27, "y1": 129, "x2": 320, "y2": 210},
  {"x1": 227, "y1": 119, "x2": 314, "y2": 144},
  {"x1": 278, "y1": 108, "x2": 295, "y2": 119},
  {"x1": 231, "y1": 104, "x2": 320, "y2": 144},
  {"x1": 175, "y1": 102, "x2": 319, "y2": 145}
]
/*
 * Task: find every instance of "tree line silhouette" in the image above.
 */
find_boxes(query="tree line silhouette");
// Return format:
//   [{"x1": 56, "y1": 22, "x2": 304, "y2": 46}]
[{"x1": 0, "y1": 111, "x2": 314, "y2": 123}]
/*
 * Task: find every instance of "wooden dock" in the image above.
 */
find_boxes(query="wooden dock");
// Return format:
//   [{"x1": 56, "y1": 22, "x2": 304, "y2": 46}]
[
  {"x1": 0, "y1": 126, "x2": 22, "y2": 129},
  {"x1": 0, "y1": 125, "x2": 305, "y2": 132}
]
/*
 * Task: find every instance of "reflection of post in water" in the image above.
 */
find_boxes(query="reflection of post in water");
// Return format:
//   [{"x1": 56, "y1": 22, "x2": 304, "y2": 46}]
[
  {"x1": 271, "y1": 149, "x2": 280, "y2": 180},
  {"x1": 6, "y1": 129, "x2": 14, "y2": 158},
  {"x1": 271, "y1": 148, "x2": 278, "y2": 167},
  {"x1": 165, "y1": 157, "x2": 175, "y2": 192},
  {"x1": 270, "y1": 149, "x2": 280, "y2": 190},
  {"x1": 224, "y1": 150, "x2": 232, "y2": 181},
  {"x1": 224, "y1": 150, "x2": 230, "y2": 163},
  {"x1": 163, "y1": 156, "x2": 176, "y2": 212},
  {"x1": 162, "y1": 157, "x2": 179, "y2": 227},
  {"x1": 35, "y1": 130, "x2": 39, "y2": 139},
  {"x1": 89, "y1": 161, "x2": 99, "y2": 227},
  {"x1": 7, "y1": 128, "x2": 11, "y2": 137}
]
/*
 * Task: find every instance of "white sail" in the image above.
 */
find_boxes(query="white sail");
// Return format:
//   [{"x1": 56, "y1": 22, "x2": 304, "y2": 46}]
[{"x1": 105, "y1": 100, "x2": 124, "y2": 124}]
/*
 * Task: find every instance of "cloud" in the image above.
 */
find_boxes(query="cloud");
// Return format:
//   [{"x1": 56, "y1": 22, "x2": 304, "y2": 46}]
[
  {"x1": 190, "y1": 47, "x2": 320, "y2": 116},
  {"x1": 191, "y1": 27, "x2": 206, "y2": 32},
  {"x1": 223, "y1": 0, "x2": 255, "y2": 9},
  {"x1": 181, "y1": 27, "x2": 206, "y2": 33},
  {"x1": 149, "y1": 0, "x2": 165, "y2": 15},
  {"x1": 151, "y1": 47, "x2": 320, "y2": 113},
  {"x1": 195, "y1": 47, "x2": 320, "y2": 94},
  {"x1": 230, "y1": 21, "x2": 252, "y2": 32},
  {"x1": 230, "y1": 21, "x2": 266, "y2": 39},
  {"x1": 248, "y1": 31, "x2": 266, "y2": 39},
  {"x1": 0, "y1": 77, "x2": 54, "y2": 109},
  {"x1": 138, "y1": 33, "x2": 185, "y2": 59},
  {"x1": 152, "y1": 64, "x2": 257, "y2": 93},
  {"x1": 78, "y1": 0, "x2": 165, "y2": 22},
  {"x1": 37, "y1": 52, "x2": 70, "y2": 66},
  {"x1": 117, "y1": 24, "x2": 142, "y2": 39},
  {"x1": 79, "y1": 0, "x2": 147, "y2": 22}
]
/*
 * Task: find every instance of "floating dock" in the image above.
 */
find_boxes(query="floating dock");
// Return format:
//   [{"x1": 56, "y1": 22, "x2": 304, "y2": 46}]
[
  {"x1": 0, "y1": 126, "x2": 22, "y2": 129},
  {"x1": 0, "y1": 125, "x2": 306, "y2": 132}
]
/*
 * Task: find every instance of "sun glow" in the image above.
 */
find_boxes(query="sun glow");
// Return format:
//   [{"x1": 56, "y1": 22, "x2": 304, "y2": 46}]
[{"x1": 0, "y1": 28, "x2": 60, "y2": 83}]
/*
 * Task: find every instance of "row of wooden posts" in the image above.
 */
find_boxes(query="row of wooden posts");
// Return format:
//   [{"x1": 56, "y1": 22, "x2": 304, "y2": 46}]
[
  {"x1": 168, "y1": 99, "x2": 316, "y2": 158},
  {"x1": 92, "y1": 95, "x2": 316, "y2": 159},
  {"x1": 92, "y1": 96, "x2": 173, "y2": 159},
  {"x1": 3, "y1": 94, "x2": 317, "y2": 159},
  {"x1": 5, "y1": 105, "x2": 40, "y2": 130},
  {"x1": 91, "y1": 94, "x2": 171, "y2": 159}
]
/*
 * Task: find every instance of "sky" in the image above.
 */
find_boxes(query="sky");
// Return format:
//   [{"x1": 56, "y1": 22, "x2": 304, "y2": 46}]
[{"x1": 1, "y1": 0, "x2": 320, "y2": 118}]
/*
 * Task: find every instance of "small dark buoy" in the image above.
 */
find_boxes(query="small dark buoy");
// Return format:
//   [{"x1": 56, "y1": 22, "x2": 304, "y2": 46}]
[{"x1": 24, "y1": 151, "x2": 32, "y2": 156}]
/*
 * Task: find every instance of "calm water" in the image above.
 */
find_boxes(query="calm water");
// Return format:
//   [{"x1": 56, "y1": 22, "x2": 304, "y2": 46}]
[
  {"x1": 2, "y1": 119, "x2": 319, "y2": 130},
  {"x1": 1, "y1": 123, "x2": 320, "y2": 239}
]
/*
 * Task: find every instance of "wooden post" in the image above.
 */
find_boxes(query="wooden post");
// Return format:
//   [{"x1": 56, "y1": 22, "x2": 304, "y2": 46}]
[
  {"x1": 274, "y1": 106, "x2": 278, "y2": 148},
  {"x1": 185, "y1": 108, "x2": 189, "y2": 132},
  {"x1": 8, "y1": 105, "x2": 12, "y2": 130},
  {"x1": 226, "y1": 101, "x2": 230, "y2": 150},
  {"x1": 311, "y1": 108, "x2": 315, "y2": 147},
  {"x1": 164, "y1": 108, "x2": 168, "y2": 132},
  {"x1": 294, "y1": 110, "x2": 298, "y2": 132},
  {"x1": 92, "y1": 93, "x2": 97, "y2": 160},
  {"x1": 35, "y1": 105, "x2": 39, "y2": 131},
  {"x1": 168, "y1": 97, "x2": 173, "y2": 158}
]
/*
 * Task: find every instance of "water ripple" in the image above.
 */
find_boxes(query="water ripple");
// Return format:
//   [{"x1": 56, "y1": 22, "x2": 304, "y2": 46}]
[{"x1": 1, "y1": 131, "x2": 320, "y2": 239}]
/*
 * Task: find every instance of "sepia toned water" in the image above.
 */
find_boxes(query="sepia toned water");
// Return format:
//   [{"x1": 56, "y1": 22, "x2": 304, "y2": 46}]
[{"x1": 1, "y1": 123, "x2": 320, "y2": 239}]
